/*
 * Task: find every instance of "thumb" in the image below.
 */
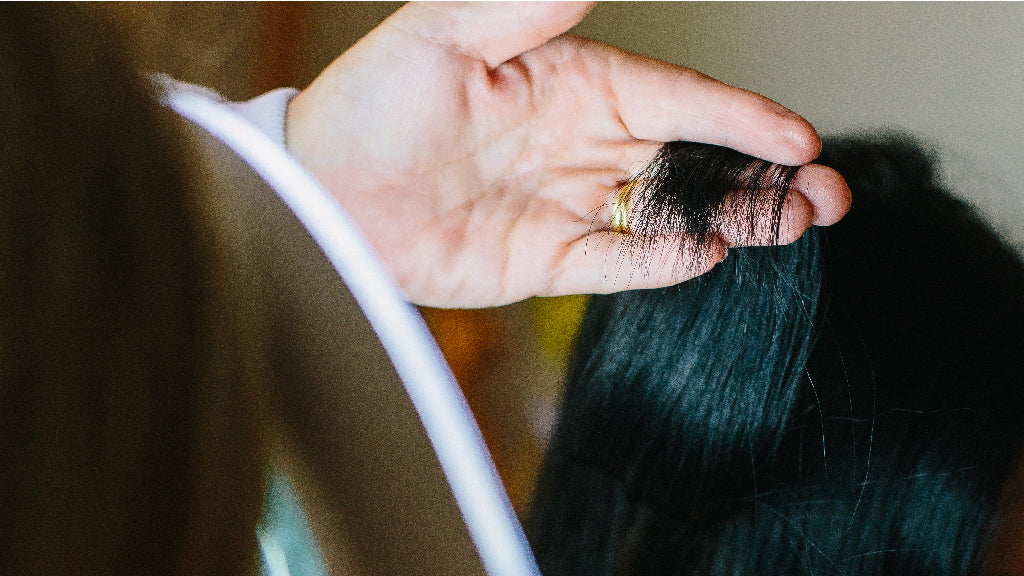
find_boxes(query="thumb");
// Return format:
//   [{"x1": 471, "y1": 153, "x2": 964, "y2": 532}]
[{"x1": 388, "y1": 1, "x2": 595, "y2": 67}]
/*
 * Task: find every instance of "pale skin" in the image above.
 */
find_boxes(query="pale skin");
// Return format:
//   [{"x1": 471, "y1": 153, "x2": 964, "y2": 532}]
[{"x1": 286, "y1": 1, "x2": 852, "y2": 308}]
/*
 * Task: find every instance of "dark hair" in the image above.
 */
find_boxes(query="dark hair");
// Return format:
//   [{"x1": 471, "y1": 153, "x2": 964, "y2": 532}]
[
  {"x1": 0, "y1": 6, "x2": 261, "y2": 574},
  {"x1": 528, "y1": 135, "x2": 1024, "y2": 575}
]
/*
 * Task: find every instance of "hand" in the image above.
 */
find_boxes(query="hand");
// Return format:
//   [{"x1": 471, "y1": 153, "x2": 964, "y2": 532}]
[{"x1": 286, "y1": 2, "x2": 851, "y2": 308}]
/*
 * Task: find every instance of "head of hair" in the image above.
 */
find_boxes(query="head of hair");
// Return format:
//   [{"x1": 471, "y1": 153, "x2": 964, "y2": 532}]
[
  {"x1": 0, "y1": 6, "x2": 261, "y2": 574},
  {"x1": 528, "y1": 134, "x2": 1024, "y2": 576}
]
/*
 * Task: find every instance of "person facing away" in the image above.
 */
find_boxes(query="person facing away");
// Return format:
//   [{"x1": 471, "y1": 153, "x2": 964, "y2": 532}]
[{"x1": 528, "y1": 135, "x2": 1024, "y2": 576}]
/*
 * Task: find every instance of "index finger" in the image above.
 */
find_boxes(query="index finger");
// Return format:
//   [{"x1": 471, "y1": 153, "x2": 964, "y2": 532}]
[{"x1": 600, "y1": 42, "x2": 822, "y2": 166}]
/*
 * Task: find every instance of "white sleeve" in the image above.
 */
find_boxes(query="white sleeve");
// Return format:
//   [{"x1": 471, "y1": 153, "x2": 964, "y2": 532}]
[
  {"x1": 162, "y1": 81, "x2": 541, "y2": 576},
  {"x1": 151, "y1": 75, "x2": 298, "y2": 149},
  {"x1": 226, "y1": 87, "x2": 299, "y2": 149}
]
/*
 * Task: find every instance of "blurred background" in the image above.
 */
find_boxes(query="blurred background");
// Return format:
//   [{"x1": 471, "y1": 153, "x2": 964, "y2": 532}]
[{"x1": 93, "y1": 1, "x2": 1024, "y2": 517}]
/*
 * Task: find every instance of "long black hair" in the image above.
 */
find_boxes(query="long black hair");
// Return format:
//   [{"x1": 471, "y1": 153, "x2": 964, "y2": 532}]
[{"x1": 528, "y1": 135, "x2": 1024, "y2": 575}]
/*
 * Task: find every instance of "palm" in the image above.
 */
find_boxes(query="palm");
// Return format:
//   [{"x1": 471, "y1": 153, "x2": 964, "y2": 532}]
[{"x1": 288, "y1": 2, "x2": 849, "y2": 308}]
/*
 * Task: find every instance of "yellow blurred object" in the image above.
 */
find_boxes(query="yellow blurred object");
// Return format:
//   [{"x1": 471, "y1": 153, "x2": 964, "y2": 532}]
[{"x1": 529, "y1": 295, "x2": 589, "y2": 365}]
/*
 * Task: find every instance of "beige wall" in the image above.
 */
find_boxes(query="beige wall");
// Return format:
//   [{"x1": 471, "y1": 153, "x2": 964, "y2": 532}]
[{"x1": 103, "y1": 2, "x2": 1024, "y2": 248}]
